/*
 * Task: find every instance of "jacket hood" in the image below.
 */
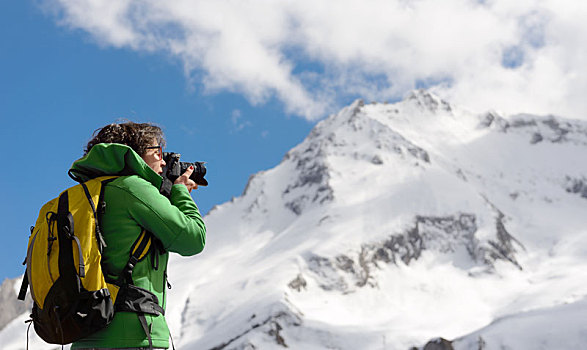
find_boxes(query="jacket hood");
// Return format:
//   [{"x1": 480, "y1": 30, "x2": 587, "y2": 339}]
[{"x1": 69, "y1": 143, "x2": 162, "y2": 189}]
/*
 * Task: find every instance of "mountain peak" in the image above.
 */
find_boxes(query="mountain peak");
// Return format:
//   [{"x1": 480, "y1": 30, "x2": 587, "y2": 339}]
[{"x1": 404, "y1": 89, "x2": 453, "y2": 114}]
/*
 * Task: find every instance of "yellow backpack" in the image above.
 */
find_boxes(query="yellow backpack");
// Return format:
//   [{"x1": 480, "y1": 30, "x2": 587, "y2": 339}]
[{"x1": 18, "y1": 176, "x2": 156, "y2": 345}]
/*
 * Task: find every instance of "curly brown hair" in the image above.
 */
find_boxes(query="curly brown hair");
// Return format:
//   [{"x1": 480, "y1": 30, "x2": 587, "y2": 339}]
[{"x1": 84, "y1": 121, "x2": 166, "y2": 156}]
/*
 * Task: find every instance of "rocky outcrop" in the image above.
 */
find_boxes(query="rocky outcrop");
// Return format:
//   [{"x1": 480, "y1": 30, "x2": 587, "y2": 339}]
[
  {"x1": 564, "y1": 176, "x2": 587, "y2": 199},
  {"x1": 283, "y1": 147, "x2": 334, "y2": 215},
  {"x1": 0, "y1": 277, "x2": 31, "y2": 331},
  {"x1": 479, "y1": 112, "x2": 587, "y2": 145},
  {"x1": 292, "y1": 212, "x2": 523, "y2": 293},
  {"x1": 207, "y1": 307, "x2": 302, "y2": 350},
  {"x1": 406, "y1": 89, "x2": 453, "y2": 114},
  {"x1": 478, "y1": 111, "x2": 510, "y2": 132},
  {"x1": 423, "y1": 338, "x2": 454, "y2": 350}
]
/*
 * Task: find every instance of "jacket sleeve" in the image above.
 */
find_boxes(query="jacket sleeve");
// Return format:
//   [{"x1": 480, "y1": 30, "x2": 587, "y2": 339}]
[{"x1": 113, "y1": 177, "x2": 206, "y2": 256}]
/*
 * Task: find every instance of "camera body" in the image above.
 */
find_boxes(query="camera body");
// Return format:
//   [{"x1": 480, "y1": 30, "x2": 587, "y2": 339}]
[{"x1": 160, "y1": 152, "x2": 208, "y2": 196}]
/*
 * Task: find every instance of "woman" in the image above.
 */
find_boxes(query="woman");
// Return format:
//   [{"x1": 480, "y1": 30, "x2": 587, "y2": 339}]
[{"x1": 69, "y1": 122, "x2": 206, "y2": 350}]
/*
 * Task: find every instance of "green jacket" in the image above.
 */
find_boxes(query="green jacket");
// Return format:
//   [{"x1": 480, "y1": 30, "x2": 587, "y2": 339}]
[{"x1": 69, "y1": 143, "x2": 206, "y2": 349}]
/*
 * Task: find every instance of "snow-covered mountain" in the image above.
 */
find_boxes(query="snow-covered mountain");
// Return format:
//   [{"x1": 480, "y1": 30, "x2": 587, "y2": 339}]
[
  {"x1": 0, "y1": 277, "x2": 31, "y2": 332},
  {"x1": 2, "y1": 90, "x2": 587, "y2": 349}
]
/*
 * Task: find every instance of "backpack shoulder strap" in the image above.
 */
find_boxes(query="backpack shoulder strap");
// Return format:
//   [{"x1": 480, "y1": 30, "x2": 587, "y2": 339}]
[
  {"x1": 116, "y1": 230, "x2": 162, "y2": 350},
  {"x1": 123, "y1": 230, "x2": 153, "y2": 285}
]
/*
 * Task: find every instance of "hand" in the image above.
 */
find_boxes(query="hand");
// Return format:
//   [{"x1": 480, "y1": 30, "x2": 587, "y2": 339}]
[{"x1": 174, "y1": 166, "x2": 199, "y2": 192}]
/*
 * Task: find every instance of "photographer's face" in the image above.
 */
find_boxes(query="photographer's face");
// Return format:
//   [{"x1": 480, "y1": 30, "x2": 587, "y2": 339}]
[{"x1": 143, "y1": 140, "x2": 166, "y2": 175}]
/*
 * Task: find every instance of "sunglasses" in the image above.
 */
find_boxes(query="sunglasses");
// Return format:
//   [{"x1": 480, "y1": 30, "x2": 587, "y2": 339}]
[{"x1": 146, "y1": 144, "x2": 163, "y2": 158}]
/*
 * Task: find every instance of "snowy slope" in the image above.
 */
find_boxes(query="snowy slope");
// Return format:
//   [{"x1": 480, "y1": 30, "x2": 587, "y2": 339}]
[
  {"x1": 2, "y1": 90, "x2": 587, "y2": 350},
  {"x1": 451, "y1": 297, "x2": 587, "y2": 350}
]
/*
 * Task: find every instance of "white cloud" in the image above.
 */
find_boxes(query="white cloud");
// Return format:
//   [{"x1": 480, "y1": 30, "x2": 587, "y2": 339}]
[
  {"x1": 230, "y1": 109, "x2": 251, "y2": 133},
  {"x1": 44, "y1": 0, "x2": 587, "y2": 119}
]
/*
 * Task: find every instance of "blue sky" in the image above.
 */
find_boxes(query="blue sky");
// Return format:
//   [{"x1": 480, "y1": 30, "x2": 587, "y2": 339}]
[
  {"x1": 0, "y1": 1, "x2": 315, "y2": 280},
  {"x1": 2, "y1": 0, "x2": 585, "y2": 282}
]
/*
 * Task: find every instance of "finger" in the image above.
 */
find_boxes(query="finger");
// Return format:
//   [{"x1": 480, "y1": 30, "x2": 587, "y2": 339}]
[
  {"x1": 182, "y1": 165, "x2": 194, "y2": 177},
  {"x1": 178, "y1": 167, "x2": 194, "y2": 182},
  {"x1": 187, "y1": 180, "x2": 197, "y2": 193}
]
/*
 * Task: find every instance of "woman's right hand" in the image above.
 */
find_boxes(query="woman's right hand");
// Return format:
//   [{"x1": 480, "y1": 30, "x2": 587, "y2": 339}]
[{"x1": 174, "y1": 166, "x2": 198, "y2": 192}]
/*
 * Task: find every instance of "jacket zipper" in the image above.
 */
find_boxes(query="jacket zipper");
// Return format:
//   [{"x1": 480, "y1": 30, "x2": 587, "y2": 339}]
[{"x1": 163, "y1": 270, "x2": 172, "y2": 308}]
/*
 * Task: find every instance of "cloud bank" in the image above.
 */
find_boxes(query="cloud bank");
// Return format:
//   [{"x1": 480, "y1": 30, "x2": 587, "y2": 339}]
[{"x1": 45, "y1": 0, "x2": 587, "y2": 120}]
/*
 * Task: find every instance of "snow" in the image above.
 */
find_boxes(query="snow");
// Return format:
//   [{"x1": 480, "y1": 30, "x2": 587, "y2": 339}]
[
  {"x1": 2, "y1": 90, "x2": 586, "y2": 349},
  {"x1": 453, "y1": 297, "x2": 587, "y2": 350}
]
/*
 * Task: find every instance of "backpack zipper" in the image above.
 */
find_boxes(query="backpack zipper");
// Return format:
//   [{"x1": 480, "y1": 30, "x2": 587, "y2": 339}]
[{"x1": 46, "y1": 213, "x2": 57, "y2": 283}]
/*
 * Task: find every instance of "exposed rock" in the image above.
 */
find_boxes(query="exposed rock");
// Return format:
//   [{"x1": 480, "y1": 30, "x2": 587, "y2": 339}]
[
  {"x1": 351, "y1": 99, "x2": 365, "y2": 116},
  {"x1": 530, "y1": 132, "x2": 543, "y2": 144},
  {"x1": 267, "y1": 320, "x2": 287, "y2": 348},
  {"x1": 283, "y1": 142, "x2": 334, "y2": 215},
  {"x1": 417, "y1": 335, "x2": 486, "y2": 350},
  {"x1": 478, "y1": 112, "x2": 510, "y2": 132},
  {"x1": 480, "y1": 197, "x2": 524, "y2": 270},
  {"x1": 488, "y1": 212, "x2": 523, "y2": 270},
  {"x1": 510, "y1": 118, "x2": 537, "y2": 128},
  {"x1": 371, "y1": 155, "x2": 384, "y2": 165},
  {"x1": 490, "y1": 113, "x2": 587, "y2": 145},
  {"x1": 367, "y1": 213, "x2": 478, "y2": 268},
  {"x1": 208, "y1": 309, "x2": 301, "y2": 350},
  {"x1": 423, "y1": 338, "x2": 454, "y2": 350},
  {"x1": 0, "y1": 277, "x2": 32, "y2": 331},
  {"x1": 356, "y1": 246, "x2": 373, "y2": 287},
  {"x1": 287, "y1": 275, "x2": 307, "y2": 292},
  {"x1": 306, "y1": 254, "x2": 348, "y2": 292},
  {"x1": 542, "y1": 116, "x2": 570, "y2": 142},
  {"x1": 407, "y1": 89, "x2": 453, "y2": 113},
  {"x1": 565, "y1": 176, "x2": 587, "y2": 199},
  {"x1": 335, "y1": 255, "x2": 356, "y2": 274},
  {"x1": 302, "y1": 212, "x2": 523, "y2": 293}
]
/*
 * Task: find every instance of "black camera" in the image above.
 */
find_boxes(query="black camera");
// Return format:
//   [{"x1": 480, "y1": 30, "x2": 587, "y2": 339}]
[{"x1": 160, "y1": 152, "x2": 208, "y2": 196}]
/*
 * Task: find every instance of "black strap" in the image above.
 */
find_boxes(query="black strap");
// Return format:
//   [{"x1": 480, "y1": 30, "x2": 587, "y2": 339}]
[
  {"x1": 80, "y1": 182, "x2": 96, "y2": 216},
  {"x1": 123, "y1": 256, "x2": 139, "y2": 285},
  {"x1": 67, "y1": 169, "x2": 94, "y2": 184},
  {"x1": 57, "y1": 192, "x2": 85, "y2": 278},
  {"x1": 80, "y1": 181, "x2": 106, "y2": 252},
  {"x1": 152, "y1": 249, "x2": 159, "y2": 270},
  {"x1": 96, "y1": 177, "x2": 117, "y2": 252},
  {"x1": 116, "y1": 284, "x2": 163, "y2": 350},
  {"x1": 169, "y1": 327, "x2": 176, "y2": 350},
  {"x1": 56, "y1": 192, "x2": 78, "y2": 284},
  {"x1": 17, "y1": 274, "x2": 28, "y2": 301},
  {"x1": 67, "y1": 169, "x2": 82, "y2": 183},
  {"x1": 130, "y1": 231, "x2": 152, "y2": 261},
  {"x1": 25, "y1": 318, "x2": 32, "y2": 350},
  {"x1": 117, "y1": 229, "x2": 162, "y2": 350},
  {"x1": 138, "y1": 313, "x2": 153, "y2": 350},
  {"x1": 104, "y1": 230, "x2": 154, "y2": 287},
  {"x1": 123, "y1": 231, "x2": 152, "y2": 284}
]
